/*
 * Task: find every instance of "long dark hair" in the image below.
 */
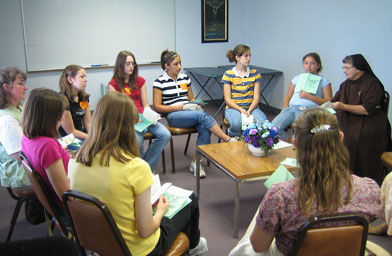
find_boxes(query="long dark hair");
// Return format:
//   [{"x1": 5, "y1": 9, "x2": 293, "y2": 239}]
[{"x1": 113, "y1": 50, "x2": 139, "y2": 90}]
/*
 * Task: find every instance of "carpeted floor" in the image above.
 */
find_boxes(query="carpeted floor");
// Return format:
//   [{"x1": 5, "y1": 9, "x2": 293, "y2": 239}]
[{"x1": 0, "y1": 101, "x2": 391, "y2": 255}]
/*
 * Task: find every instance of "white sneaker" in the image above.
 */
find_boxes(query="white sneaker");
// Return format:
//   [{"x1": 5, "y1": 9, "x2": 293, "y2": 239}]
[
  {"x1": 229, "y1": 136, "x2": 240, "y2": 142},
  {"x1": 189, "y1": 160, "x2": 206, "y2": 178},
  {"x1": 189, "y1": 237, "x2": 208, "y2": 256}
]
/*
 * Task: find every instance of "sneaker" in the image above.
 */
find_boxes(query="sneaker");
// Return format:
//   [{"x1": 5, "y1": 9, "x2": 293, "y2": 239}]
[
  {"x1": 228, "y1": 136, "x2": 240, "y2": 142},
  {"x1": 189, "y1": 237, "x2": 208, "y2": 256},
  {"x1": 189, "y1": 160, "x2": 206, "y2": 178}
]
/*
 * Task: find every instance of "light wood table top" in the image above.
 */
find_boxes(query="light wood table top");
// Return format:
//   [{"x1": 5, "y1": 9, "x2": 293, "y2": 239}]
[
  {"x1": 195, "y1": 141, "x2": 297, "y2": 238},
  {"x1": 197, "y1": 141, "x2": 297, "y2": 181}
]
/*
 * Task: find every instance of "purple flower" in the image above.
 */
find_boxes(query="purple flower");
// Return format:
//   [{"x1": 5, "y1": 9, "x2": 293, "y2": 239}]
[
  {"x1": 249, "y1": 129, "x2": 258, "y2": 135},
  {"x1": 244, "y1": 137, "x2": 250, "y2": 143},
  {"x1": 266, "y1": 137, "x2": 274, "y2": 146}
]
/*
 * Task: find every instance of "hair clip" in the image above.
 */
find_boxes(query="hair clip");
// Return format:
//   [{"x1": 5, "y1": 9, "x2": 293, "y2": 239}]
[{"x1": 310, "y1": 124, "x2": 330, "y2": 134}]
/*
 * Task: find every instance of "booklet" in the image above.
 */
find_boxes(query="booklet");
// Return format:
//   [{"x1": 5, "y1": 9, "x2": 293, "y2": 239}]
[
  {"x1": 135, "y1": 114, "x2": 152, "y2": 132},
  {"x1": 143, "y1": 108, "x2": 161, "y2": 125},
  {"x1": 281, "y1": 157, "x2": 300, "y2": 168},
  {"x1": 185, "y1": 99, "x2": 207, "y2": 105},
  {"x1": 151, "y1": 174, "x2": 193, "y2": 219},
  {"x1": 241, "y1": 113, "x2": 254, "y2": 130},
  {"x1": 272, "y1": 140, "x2": 293, "y2": 149},
  {"x1": 295, "y1": 73, "x2": 321, "y2": 94},
  {"x1": 320, "y1": 101, "x2": 336, "y2": 114},
  {"x1": 57, "y1": 133, "x2": 82, "y2": 150},
  {"x1": 264, "y1": 165, "x2": 295, "y2": 189}
]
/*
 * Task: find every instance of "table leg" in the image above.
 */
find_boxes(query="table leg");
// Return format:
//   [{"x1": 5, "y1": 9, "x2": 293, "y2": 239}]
[
  {"x1": 234, "y1": 181, "x2": 240, "y2": 238},
  {"x1": 188, "y1": 73, "x2": 214, "y2": 100},
  {"x1": 196, "y1": 151, "x2": 201, "y2": 200},
  {"x1": 260, "y1": 75, "x2": 275, "y2": 106}
]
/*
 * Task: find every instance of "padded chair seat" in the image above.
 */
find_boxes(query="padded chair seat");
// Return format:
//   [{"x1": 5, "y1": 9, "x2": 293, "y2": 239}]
[
  {"x1": 167, "y1": 126, "x2": 197, "y2": 135},
  {"x1": 165, "y1": 232, "x2": 189, "y2": 256},
  {"x1": 12, "y1": 188, "x2": 35, "y2": 198}
]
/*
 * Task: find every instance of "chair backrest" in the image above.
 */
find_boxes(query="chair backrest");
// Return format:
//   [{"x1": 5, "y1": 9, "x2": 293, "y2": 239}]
[
  {"x1": 62, "y1": 190, "x2": 132, "y2": 256},
  {"x1": 290, "y1": 213, "x2": 368, "y2": 256},
  {"x1": 19, "y1": 151, "x2": 69, "y2": 236}
]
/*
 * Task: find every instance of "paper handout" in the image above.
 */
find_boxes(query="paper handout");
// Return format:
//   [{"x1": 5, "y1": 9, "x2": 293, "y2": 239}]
[
  {"x1": 264, "y1": 165, "x2": 295, "y2": 189},
  {"x1": 281, "y1": 158, "x2": 300, "y2": 167},
  {"x1": 241, "y1": 113, "x2": 254, "y2": 130},
  {"x1": 320, "y1": 101, "x2": 336, "y2": 114},
  {"x1": 295, "y1": 73, "x2": 322, "y2": 94},
  {"x1": 143, "y1": 108, "x2": 161, "y2": 125}
]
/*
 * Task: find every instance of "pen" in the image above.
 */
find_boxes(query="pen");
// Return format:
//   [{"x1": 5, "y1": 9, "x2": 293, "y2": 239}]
[{"x1": 91, "y1": 64, "x2": 109, "y2": 67}]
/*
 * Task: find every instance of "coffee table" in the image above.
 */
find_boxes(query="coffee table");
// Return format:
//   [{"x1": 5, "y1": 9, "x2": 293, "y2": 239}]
[{"x1": 195, "y1": 141, "x2": 297, "y2": 238}]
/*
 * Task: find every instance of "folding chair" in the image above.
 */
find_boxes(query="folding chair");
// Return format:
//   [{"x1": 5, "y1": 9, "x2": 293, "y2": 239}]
[
  {"x1": 290, "y1": 213, "x2": 368, "y2": 256},
  {"x1": 19, "y1": 151, "x2": 71, "y2": 238},
  {"x1": 5, "y1": 187, "x2": 35, "y2": 242},
  {"x1": 63, "y1": 190, "x2": 189, "y2": 256}
]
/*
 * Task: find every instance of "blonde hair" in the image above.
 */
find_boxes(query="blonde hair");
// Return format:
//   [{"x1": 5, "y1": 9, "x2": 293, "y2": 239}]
[
  {"x1": 75, "y1": 92, "x2": 139, "y2": 167},
  {"x1": 22, "y1": 88, "x2": 68, "y2": 138},
  {"x1": 226, "y1": 44, "x2": 250, "y2": 63},
  {"x1": 59, "y1": 65, "x2": 89, "y2": 101},
  {"x1": 294, "y1": 108, "x2": 352, "y2": 214}
]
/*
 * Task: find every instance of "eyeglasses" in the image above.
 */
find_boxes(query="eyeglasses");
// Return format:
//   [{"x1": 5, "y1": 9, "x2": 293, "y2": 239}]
[{"x1": 342, "y1": 66, "x2": 354, "y2": 71}]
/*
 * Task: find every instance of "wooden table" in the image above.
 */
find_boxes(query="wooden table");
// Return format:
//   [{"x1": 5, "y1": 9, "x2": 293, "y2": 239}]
[{"x1": 195, "y1": 141, "x2": 297, "y2": 238}]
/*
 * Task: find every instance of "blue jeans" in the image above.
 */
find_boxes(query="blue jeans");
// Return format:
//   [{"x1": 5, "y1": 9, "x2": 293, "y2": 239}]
[
  {"x1": 271, "y1": 105, "x2": 305, "y2": 140},
  {"x1": 136, "y1": 122, "x2": 171, "y2": 171},
  {"x1": 224, "y1": 108, "x2": 267, "y2": 137},
  {"x1": 167, "y1": 110, "x2": 216, "y2": 146}
]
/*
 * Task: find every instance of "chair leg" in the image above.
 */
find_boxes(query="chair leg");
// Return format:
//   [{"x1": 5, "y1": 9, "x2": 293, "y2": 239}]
[
  {"x1": 218, "y1": 124, "x2": 223, "y2": 143},
  {"x1": 162, "y1": 149, "x2": 166, "y2": 175},
  {"x1": 170, "y1": 138, "x2": 176, "y2": 173},
  {"x1": 6, "y1": 198, "x2": 27, "y2": 242},
  {"x1": 184, "y1": 134, "x2": 192, "y2": 155}
]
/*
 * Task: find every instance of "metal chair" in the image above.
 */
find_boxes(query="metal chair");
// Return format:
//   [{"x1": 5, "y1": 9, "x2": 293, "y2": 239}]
[
  {"x1": 5, "y1": 187, "x2": 36, "y2": 242},
  {"x1": 143, "y1": 131, "x2": 167, "y2": 174},
  {"x1": 63, "y1": 190, "x2": 189, "y2": 256},
  {"x1": 166, "y1": 125, "x2": 198, "y2": 173},
  {"x1": 290, "y1": 213, "x2": 369, "y2": 256},
  {"x1": 19, "y1": 151, "x2": 71, "y2": 238}
]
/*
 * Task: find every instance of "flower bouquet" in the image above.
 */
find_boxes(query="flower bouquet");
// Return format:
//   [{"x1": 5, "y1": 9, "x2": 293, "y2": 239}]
[{"x1": 243, "y1": 120, "x2": 280, "y2": 156}]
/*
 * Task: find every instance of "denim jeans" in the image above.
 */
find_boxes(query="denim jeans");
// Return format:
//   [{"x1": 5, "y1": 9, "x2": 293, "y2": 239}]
[
  {"x1": 271, "y1": 105, "x2": 305, "y2": 140},
  {"x1": 136, "y1": 122, "x2": 171, "y2": 172},
  {"x1": 224, "y1": 108, "x2": 267, "y2": 137},
  {"x1": 167, "y1": 110, "x2": 216, "y2": 146}
]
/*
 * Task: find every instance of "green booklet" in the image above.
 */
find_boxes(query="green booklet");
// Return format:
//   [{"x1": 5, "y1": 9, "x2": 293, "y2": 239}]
[
  {"x1": 151, "y1": 175, "x2": 193, "y2": 219},
  {"x1": 264, "y1": 165, "x2": 295, "y2": 189},
  {"x1": 294, "y1": 73, "x2": 321, "y2": 94},
  {"x1": 135, "y1": 113, "x2": 152, "y2": 132}
]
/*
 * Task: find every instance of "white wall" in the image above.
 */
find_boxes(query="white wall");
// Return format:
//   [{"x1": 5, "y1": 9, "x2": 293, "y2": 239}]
[
  {"x1": 2, "y1": 0, "x2": 391, "y2": 120},
  {"x1": 244, "y1": 0, "x2": 392, "y2": 119},
  {"x1": 0, "y1": 0, "x2": 246, "y2": 109}
]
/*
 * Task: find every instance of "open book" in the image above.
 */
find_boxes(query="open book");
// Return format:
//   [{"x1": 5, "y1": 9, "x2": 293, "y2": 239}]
[
  {"x1": 151, "y1": 175, "x2": 193, "y2": 219},
  {"x1": 134, "y1": 108, "x2": 162, "y2": 132},
  {"x1": 57, "y1": 133, "x2": 82, "y2": 150}
]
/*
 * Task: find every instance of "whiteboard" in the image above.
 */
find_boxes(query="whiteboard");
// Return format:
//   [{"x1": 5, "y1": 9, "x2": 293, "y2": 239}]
[{"x1": 21, "y1": 0, "x2": 175, "y2": 72}]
